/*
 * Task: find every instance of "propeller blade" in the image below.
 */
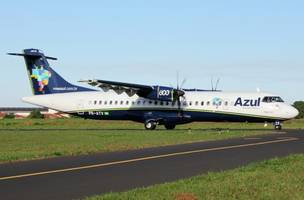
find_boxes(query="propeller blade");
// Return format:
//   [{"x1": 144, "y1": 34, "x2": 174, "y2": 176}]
[
  {"x1": 176, "y1": 71, "x2": 180, "y2": 90},
  {"x1": 172, "y1": 71, "x2": 186, "y2": 116},
  {"x1": 180, "y1": 78, "x2": 186, "y2": 89}
]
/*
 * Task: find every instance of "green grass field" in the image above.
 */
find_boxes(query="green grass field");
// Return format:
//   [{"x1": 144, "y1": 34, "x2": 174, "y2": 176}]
[
  {"x1": 0, "y1": 118, "x2": 303, "y2": 163},
  {"x1": 86, "y1": 154, "x2": 304, "y2": 200},
  {"x1": 1, "y1": 118, "x2": 303, "y2": 130}
]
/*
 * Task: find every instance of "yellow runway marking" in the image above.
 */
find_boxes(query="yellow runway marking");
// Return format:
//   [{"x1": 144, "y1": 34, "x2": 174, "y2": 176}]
[{"x1": 0, "y1": 137, "x2": 298, "y2": 181}]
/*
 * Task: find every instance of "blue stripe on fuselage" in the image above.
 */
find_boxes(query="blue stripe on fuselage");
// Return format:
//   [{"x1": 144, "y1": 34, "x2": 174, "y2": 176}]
[{"x1": 71, "y1": 109, "x2": 283, "y2": 124}]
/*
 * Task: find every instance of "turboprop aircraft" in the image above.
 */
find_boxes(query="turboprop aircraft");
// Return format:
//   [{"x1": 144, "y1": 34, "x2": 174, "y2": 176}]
[{"x1": 8, "y1": 49, "x2": 299, "y2": 130}]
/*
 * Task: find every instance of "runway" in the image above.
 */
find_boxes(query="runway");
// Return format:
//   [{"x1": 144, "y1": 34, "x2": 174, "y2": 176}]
[{"x1": 0, "y1": 130, "x2": 303, "y2": 200}]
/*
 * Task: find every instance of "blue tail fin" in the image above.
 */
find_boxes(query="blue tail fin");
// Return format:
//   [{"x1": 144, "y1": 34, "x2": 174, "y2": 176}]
[{"x1": 8, "y1": 49, "x2": 95, "y2": 95}]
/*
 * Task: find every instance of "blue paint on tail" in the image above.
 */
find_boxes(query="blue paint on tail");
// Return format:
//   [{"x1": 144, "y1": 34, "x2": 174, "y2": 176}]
[{"x1": 9, "y1": 49, "x2": 95, "y2": 95}]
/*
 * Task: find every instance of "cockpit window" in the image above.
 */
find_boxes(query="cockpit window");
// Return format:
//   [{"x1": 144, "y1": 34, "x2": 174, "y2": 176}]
[{"x1": 262, "y1": 96, "x2": 284, "y2": 103}]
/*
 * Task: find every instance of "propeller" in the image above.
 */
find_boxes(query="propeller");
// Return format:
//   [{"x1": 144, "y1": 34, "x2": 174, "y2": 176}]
[{"x1": 172, "y1": 72, "x2": 186, "y2": 115}]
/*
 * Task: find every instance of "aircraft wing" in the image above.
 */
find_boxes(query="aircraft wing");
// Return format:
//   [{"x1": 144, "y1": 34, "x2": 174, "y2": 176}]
[{"x1": 79, "y1": 79, "x2": 154, "y2": 97}]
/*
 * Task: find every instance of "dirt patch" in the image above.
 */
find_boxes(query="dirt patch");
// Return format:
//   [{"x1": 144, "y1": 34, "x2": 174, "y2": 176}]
[{"x1": 175, "y1": 193, "x2": 198, "y2": 200}]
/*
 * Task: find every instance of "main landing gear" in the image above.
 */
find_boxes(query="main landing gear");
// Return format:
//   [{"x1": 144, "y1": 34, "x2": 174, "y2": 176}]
[
  {"x1": 144, "y1": 120, "x2": 157, "y2": 130},
  {"x1": 144, "y1": 120, "x2": 176, "y2": 130},
  {"x1": 274, "y1": 121, "x2": 282, "y2": 130},
  {"x1": 164, "y1": 124, "x2": 176, "y2": 130}
]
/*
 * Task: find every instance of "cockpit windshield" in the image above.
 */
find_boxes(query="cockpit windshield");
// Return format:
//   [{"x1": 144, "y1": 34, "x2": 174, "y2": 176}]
[{"x1": 262, "y1": 96, "x2": 284, "y2": 103}]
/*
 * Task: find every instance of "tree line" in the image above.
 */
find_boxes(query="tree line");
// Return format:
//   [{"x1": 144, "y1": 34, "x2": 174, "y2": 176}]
[{"x1": 293, "y1": 101, "x2": 304, "y2": 119}]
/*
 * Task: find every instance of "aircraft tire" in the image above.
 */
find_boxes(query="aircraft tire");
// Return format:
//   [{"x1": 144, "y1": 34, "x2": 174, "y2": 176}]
[
  {"x1": 144, "y1": 121, "x2": 156, "y2": 130},
  {"x1": 274, "y1": 125, "x2": 282, "y2": 130},
  {"x1": 164, "y1": 124, "x2": 176, "y2": 130}
]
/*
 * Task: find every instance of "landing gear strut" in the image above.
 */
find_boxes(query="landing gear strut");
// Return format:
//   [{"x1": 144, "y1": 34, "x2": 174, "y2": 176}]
[{"x1": 274, "y1": 121, "x2": 282, "y2": 130}]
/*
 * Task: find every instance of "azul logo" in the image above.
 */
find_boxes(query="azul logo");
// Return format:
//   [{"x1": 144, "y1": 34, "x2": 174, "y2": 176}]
[
  {"x1": 234, "y1": 97, "x2": 261, "y2": 107},
  {"x1": 212, "y1": 97, "x2": 223, "y2": 106},
  {"x1": 30, "y1": 65, "x2": 51, "y2": 92}
]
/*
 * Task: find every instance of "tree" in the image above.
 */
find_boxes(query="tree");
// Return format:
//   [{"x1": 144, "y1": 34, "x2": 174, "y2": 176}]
[
  {"x1": 28, "y1": 109, "x2": 44, "y2": 119},
  {"x1": 293, "y1": 101, "x2": 304, "y2": 119}
]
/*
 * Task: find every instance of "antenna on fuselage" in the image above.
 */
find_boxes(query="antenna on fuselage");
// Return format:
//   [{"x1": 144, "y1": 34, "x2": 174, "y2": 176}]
[
  {"x1": 211, "y1": 77, "x2": 214, "y2": 91},
  {"x1": 215, "y1": 78, "x2": 220, "y2": 91},
  {"x1": 211, "y1": 77, "x2": 220, "y2": 91}
]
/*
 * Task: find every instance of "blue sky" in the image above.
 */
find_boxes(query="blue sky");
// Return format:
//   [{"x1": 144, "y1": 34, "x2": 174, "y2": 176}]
[{"x1": 0, "y1": 0, "x2": 303, "y2": 106}]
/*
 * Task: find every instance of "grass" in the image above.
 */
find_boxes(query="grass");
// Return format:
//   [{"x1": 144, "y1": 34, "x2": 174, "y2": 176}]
[
  {"x1": 86, "y1": 154, "x2": 304, "y2": 200},
  {"x1": 0, "y1": 118, "x2": 303, "y2": 163},
  {"x1": 0, "y1": 118, "x2": 303, "y2": 130}
]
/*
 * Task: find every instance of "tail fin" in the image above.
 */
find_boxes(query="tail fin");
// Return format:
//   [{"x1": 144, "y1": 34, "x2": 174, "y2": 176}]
[{"x1": 8, "y1": 49, "x2": 95, "y2": 95}]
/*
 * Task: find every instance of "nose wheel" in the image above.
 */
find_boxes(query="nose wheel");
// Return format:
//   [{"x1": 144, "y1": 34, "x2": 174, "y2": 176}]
[{"x1": 274, "y1": 121, "x2": 282, "y2": 130}]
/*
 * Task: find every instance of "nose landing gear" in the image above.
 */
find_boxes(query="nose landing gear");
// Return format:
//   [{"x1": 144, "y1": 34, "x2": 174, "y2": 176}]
[{"x1": 274, "y1": 121, "x2": 282, "y2": 130}]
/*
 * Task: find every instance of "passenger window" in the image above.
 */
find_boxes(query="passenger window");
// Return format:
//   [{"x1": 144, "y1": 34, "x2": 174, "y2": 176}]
[
  {"x1": 207, "y1": 101, "x2": 210, "y2": 106},
  {"x1": 149, "y1": 101, "x2": 152, "y2": 104},
  {"x1": 160, "y1": 101, "x2": 164, "y2": 106},
  {"x1": 99, "y1": 100, "x2": 102, "y2": 105},
  {"x1": 94, "y1": 100, "x2": 97, "y2": 105},
  {"x1": 137, "y1": 101, "x2": 141, "y2": 105},
  {"x1": 201, "y1": 101, "x2": 204, "y2": 106},
  {"x1": 195, "y1": 101, "x2": 198, "y2": 106},
  {"x1": 109, "y1": 101, "x2": 112, "y2": 105},
  {"x1": 126, "y1": 101, "x2": 129, "y2": 105},
  {"x1": 120, "y1": 100, "x2": 123, "y2": 105},
  {"x1": 166, "y1": 101, "x2": 170, "y2": 106},
  {"x1": 189, "y1": 101, "x2": 192, "y2": 106},
  {"x1": 115, "y1": 101, "x2": 118, "y2": 105},
  {"x1": 154, "y1": 101, "x2": 158, "y2": 105},
  {"x1": 225, "y1": 101, "x2": 228, "y2": 106},
  {"x1": 104, "y1": 101, "x2": 107, "y2": 105}
]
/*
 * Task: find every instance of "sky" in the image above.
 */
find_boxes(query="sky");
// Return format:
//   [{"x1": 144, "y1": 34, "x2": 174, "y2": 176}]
[{"x1": 0, "y1": 0, "x2": 303, "y2": 106}]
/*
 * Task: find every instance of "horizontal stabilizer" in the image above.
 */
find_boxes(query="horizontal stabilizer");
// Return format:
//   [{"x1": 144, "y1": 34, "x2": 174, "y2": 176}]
[{"x1": 7, "y1": 53, "x2": 57, "y2": 60}]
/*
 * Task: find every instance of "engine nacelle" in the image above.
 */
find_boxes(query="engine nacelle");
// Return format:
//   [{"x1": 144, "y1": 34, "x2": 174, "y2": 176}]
[{"x1": 146, "y1": 86, "x2": 174, "y2": 101}]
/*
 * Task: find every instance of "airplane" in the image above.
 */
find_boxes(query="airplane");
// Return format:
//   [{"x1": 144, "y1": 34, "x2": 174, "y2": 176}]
[{"x1": 8, "y1": 49, "x2": 299, "y2": 130}]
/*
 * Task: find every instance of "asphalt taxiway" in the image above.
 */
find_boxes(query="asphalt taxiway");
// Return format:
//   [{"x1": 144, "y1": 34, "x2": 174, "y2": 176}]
[{"x1": 0, "y1": 130, "x2": 303, "y2": 200}]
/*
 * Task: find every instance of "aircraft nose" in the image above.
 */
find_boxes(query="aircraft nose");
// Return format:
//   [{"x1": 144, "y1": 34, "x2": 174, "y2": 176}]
[{"x1": 288, "y1": 106, "x2": 299, "y2": 119}]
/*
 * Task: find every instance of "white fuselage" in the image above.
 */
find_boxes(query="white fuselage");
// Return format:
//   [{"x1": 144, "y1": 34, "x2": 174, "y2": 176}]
[{"x1": 22, "y1": 91, "x2": 299, "y2": 122}]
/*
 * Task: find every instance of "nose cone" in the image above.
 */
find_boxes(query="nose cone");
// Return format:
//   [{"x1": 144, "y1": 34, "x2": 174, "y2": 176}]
[{"x1": 287, "y1": 106, "x2": 299, "y2": 119}]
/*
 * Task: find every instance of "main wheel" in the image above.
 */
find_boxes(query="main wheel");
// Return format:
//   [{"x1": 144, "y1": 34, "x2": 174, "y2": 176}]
[
  {"x1": 164, "y1": 124, "x2": 176, "y2": 130},
  {"x1": 275, "y1": 125, "x2": 282, "y2": 130},
  {"x1": 144, "y1": 121, "x2": 156, "y2": 130}
]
